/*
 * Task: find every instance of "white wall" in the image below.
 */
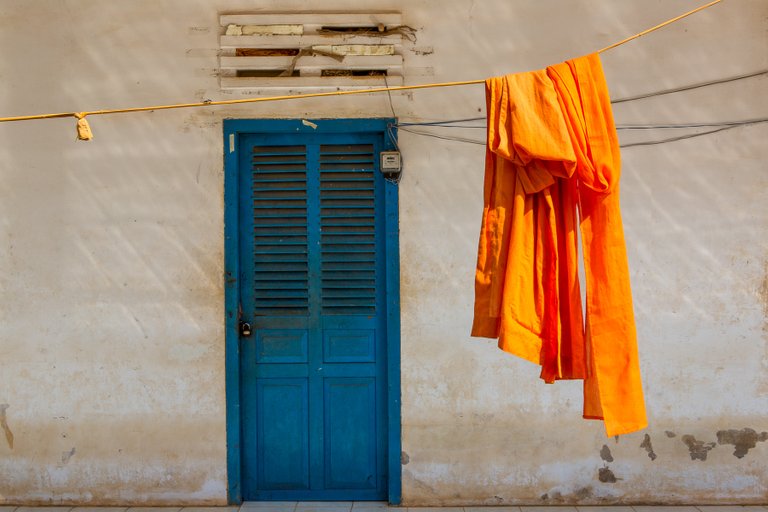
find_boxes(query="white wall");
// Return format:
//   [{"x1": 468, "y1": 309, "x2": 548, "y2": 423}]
[{"x1": 0, "y1": 0, "x2": 765, "y2": 505}]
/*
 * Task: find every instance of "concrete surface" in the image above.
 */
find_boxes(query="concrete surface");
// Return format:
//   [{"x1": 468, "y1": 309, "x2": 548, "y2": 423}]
[{"x1": 0, "y1": 0, "x2": 766, "y2": 506}]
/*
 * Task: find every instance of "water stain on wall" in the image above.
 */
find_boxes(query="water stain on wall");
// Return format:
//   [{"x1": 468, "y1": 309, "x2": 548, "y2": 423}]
[
  {"x1": 640, "y1": 433, "x2": 657, "y2": 461},
  {"x1": 759, "y1": 261, "x2": 768, "y2": 320},
  {"x1": 540, "y1": 487, "x2": 594, "y2": 503},
  {"x1": 0, "y1": 404, "x2": 13, "y2": 449},
  {"x1": 681, "y1": 435, "x2": 717, "y2": 461},
  {"x1": 598, "y1": 444, "x2": 618, "y2": 483},
  {"x1": 759, "y1": 261, "x2": 768, "y2": 394},
  {"x1": 716, "y1": 428, "x2": 768, "y2": 458},
  {"x1": 61, "y1": 447, "x2": 76, "y2": 465}
]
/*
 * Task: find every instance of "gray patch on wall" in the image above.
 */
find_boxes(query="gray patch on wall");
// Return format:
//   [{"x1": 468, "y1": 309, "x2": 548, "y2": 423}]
[
  {"x1": 401, "y1": 451, "x2": 410, "y2": 465},
  {"x1": 665, "y1": 430, "x2": 676, "y2": 438},
  {"x1": 716, "y1": 428, "x2": 768, "y2": 458},
  {"x1": 640, "y1": 433, "x2": 657, "y2": 461},
  {"x1": 681, "y1": 435, "x2": 716, "y2": 461},
  {"x1": 0, "y1": 403, "x2": 13, "y2": 449},
  {"x1": 61, "y1": 447, "x2": 76, "y2": 464},
  {"x1": 600, "y1": 444, "x2": 614, "y2": 462}
]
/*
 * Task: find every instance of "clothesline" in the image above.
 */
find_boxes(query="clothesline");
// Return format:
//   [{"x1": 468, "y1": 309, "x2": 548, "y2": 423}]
[
  {"x1": 0, "y1": 0, "x2": 724, "y2": 136},
  {"x1": 390, "y1": 67, "x2": 768, "y2": 148}
]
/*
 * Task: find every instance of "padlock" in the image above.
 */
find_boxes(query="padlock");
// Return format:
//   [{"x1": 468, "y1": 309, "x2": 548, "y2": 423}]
[{"x1": 239, "y1": 321, "x2": 252, "y2": 337}]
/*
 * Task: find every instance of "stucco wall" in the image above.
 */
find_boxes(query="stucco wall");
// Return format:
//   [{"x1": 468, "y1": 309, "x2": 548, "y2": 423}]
[{"x1": 0, "y1": 0, "x2": 766, "y2": 505}]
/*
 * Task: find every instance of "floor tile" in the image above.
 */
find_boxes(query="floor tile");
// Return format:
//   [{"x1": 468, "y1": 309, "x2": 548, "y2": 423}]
[
  {"x1": 240, "y1": 508, "x2": 296, "y2": 512},
  {"x1": 0, "y1": 507, "x2": 18, "y2": 512},
  {"x1": 71, "y1": 508, "x2": 128, "y2": 512},
  {"x1": 16, "y1": 508, "x2": 73, "y2": 512},
  {"x1": 577, "y1": 508, "x2": 634, "y2": 512},
  {"x1": 293, "y1": 507, "x2": 351, "y2": 512},
  {"x1": 351, "y1": 508, "x2": 400, "y2": 512},
  {"x1": 696, "y1": 508, "x2": 768, "y2": 512},
  {"x1": 465, "y1": 507, "x2": 522, "y2": 512},
  {"x1": 183, "y1": 508, "x2": 239, "y2": 512},
  {"x1": 634, "y1": 508, "x2": 700, "y2": 512},
  {"x1": 405, "y1": 508, "x2": 464, "y2": 512},
  {"x1": 127, "y1": 508, "x2": 182, "y2": 512},
  {"x1": 521, "y1": 507, "x2": 578, "y2": 512},
  {"x1": 242, "y1": 505, "x2": 297, "y2": 509},
  {"x1": 296, "y1": 504, "x2": 353, "y2": 509},
  {"x1": 351, "y1": 504, "x2": 389, "y2": 510}
]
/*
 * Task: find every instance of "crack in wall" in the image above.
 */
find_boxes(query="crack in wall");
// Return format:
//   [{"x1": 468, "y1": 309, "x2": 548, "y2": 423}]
[{"x1": 0, "y1": 404, "x2": 13, "y2": 449}]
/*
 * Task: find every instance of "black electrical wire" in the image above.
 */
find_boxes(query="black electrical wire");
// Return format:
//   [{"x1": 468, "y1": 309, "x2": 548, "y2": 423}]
[
  {"x1": 397, "y1": 117, "x2": 486, "y2": 128},
  {"x1": 395, "y1": 119, "x2": 768, "y2": 148},
  {"x1": 388, "y1": 70, "x2": 768, "y2": 148},
  {"x1": 617, "y1": 119, "x2": 768, "y2": 130},
  {"x1": 396, "y1": 126, "x2": 486, "y2": 145},
  {"x1": 611, "y1": 69, "x2": 768, "y2": 104},
  {"x1": 619, "y1": 118, "x2": 768, "y2": 148}
]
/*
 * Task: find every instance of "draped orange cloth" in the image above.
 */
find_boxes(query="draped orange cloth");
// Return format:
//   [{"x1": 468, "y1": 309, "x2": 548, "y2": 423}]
[{"x1": 472, "y1": 53, "x2": 647, "y2": 437}]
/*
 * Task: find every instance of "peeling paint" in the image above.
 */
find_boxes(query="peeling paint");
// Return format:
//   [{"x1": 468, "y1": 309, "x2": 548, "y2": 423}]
[
  {"x1": 401, "y1": 450, "x2": 410, "y2": 465},
  {"x1": 410, "y1": 46, "x2": 434, "y2": 55},
  {"x1": 599, "y1": 444, "x2": 614, "y2": 462},
  {"x1": 665, "y1": 430, "x2": 677, "y2": 438},
  {"x1": 716, "y1": 428, "x2": 768, "y2": 458},
  {"x1": 598, "y1": 467, "x2": 617, "y2": 483},
  {"x1": 640, "y1": 434, "x2": 657, "y2": 461},
  {"x1": 0, "y1": 404, "x2": 13, "y2": 449},
  {"x1": 681, "y1": 435, "x2": 717, "y2": 461}
]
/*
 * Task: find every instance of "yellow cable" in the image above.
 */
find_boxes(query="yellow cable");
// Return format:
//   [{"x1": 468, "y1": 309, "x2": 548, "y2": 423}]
[
  {"x1": 596, "y1": 0, "x2": 723, "y2": 53},
  {"x1": 0, "y1": 0, "x2": 724, "y2": 125}
]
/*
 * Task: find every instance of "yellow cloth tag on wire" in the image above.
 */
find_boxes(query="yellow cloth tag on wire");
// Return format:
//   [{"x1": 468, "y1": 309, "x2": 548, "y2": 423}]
[{"x1": 74, "y1": 113, "x2": 93, "y2": 141}]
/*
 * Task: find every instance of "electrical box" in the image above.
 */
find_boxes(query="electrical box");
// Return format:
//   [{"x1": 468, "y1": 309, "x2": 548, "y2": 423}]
[{"x1": 380, "y1": 151, "x2": 402, "y2": 178}]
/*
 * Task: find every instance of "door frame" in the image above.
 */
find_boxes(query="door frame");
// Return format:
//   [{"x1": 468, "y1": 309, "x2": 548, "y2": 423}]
[{"x1": 223, "y1": 118, "x2": 401, "y2": 504}]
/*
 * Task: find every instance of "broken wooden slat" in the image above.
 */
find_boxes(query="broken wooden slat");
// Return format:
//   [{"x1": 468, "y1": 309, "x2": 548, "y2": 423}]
[
  {"x1": 219, "y1": 13, "x2": 402, "y2": 27},
  {"x1": 218, "y1": 12, "x2": 408, "y2": 90},
  {"x1": 220, "y1": 35, "x2": 402, "y2": 49},
  {"x1": 312, "y1": 45, "x2": 394, "y2": 56},
  {"x1": 220, "y1": 75, "x2": 404, "y2": 90},
  {"x1": 220, "y1": 55, "x2": 403, "y2": 71},
  {"x1": 225, "y1": 24, "x2": 304, "y2": 36}
]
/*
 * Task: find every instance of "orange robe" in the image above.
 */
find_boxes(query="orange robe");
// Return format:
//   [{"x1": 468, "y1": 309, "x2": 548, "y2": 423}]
[{"x1": 472, "y1": 53, "x2": 647, "y2": 437}]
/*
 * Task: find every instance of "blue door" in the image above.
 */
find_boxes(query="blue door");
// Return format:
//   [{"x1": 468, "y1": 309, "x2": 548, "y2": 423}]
[{"x1": 226, "y1": 120, "x2": 398, "y2": 501}]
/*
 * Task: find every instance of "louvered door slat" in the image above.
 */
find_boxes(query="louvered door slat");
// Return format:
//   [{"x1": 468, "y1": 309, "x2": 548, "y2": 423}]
[
  {"x1": 252, "y1": 144, "x2": 310, "y2": 316},
  {"x1": 320, "y1": 143, "x2": 377, "y2": 315}
]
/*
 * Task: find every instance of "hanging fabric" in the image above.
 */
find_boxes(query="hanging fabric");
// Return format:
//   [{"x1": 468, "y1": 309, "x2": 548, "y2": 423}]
[{"x1": 472, "y1": 53, "x2": 647, "y2": 437}]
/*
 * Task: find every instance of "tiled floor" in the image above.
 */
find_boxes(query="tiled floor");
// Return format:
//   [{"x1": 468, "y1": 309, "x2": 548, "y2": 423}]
[{"x1": 0, "y1": 505, "x2": 766, "y2": 512}]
